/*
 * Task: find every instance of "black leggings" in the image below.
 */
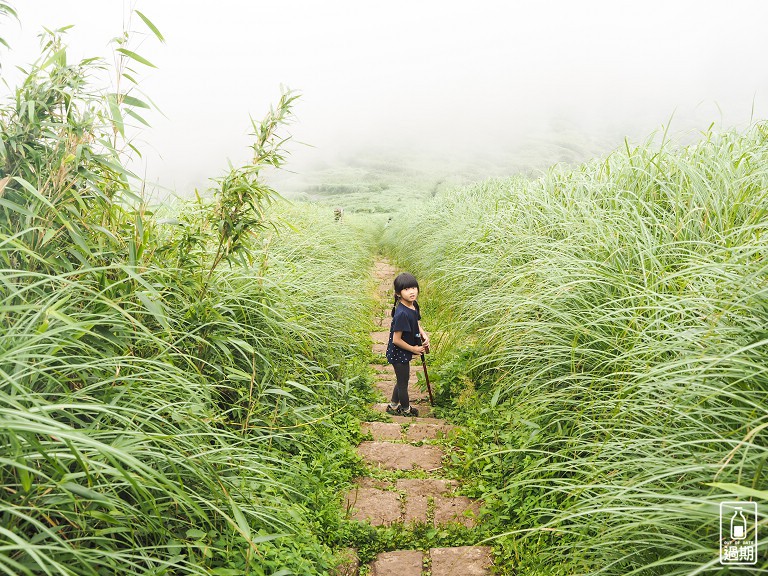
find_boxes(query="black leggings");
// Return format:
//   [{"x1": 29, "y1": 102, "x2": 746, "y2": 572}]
[{"x1": 390, "y1": 362, "x2": 411, "y2": 409}]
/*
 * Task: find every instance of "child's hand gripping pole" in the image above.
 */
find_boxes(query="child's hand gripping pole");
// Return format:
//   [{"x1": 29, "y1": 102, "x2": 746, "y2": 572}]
[{"x1": 415, "y1": 333, "x2": 434, "y2": 406}]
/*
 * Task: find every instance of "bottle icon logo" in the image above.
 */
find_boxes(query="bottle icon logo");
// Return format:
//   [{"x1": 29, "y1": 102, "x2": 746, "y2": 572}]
[
  {"x1": 731, "y1": 507, "x2": 747, "y2": 540},
  {"x1": 720, "y1": 501, "x2": 758, "y2": 565}
]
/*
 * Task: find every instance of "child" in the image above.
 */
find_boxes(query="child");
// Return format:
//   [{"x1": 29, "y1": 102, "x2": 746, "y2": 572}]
[{"x1": 385, "y1": 272, "x2": 430, "y2": 417}]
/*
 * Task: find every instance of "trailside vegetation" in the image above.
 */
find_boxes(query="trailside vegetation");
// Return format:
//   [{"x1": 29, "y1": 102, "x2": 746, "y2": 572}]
[
  {"x1": 0, "y1": 13, "x2": 373, "y2": 576},
  {"x1": 383, "y1": 126, "x2": 768, "y2": 574}
]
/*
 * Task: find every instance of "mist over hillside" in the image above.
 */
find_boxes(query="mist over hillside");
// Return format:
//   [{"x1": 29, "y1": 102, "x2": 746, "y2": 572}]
[
  {"x1": 267, "y1": 111, "x2": 721, "y2": 214},
  {"x1": 6, "y1": 1, "x2": 766, "y2": 201}
]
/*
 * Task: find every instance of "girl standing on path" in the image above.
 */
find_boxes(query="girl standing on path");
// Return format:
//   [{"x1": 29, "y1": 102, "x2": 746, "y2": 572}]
[{"x1": 386, "y1": 272, "x2": 430, "y2": 417}]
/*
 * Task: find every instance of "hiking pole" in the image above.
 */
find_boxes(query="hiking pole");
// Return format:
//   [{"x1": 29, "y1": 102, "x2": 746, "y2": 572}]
[{"x1": 415, "y1": 333, "x2": 434, "y2": 406}]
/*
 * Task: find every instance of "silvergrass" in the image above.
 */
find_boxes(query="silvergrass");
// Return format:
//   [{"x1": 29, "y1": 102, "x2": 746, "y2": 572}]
[
  {"x1": 384, "y1": 125, "x2": 768, "y2": 573},
  {"x1": 1, "y1": 11, "x2": 373, "y2": 574}
]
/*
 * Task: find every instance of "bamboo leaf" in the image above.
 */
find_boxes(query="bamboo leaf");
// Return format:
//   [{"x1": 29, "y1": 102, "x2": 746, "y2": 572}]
[
  {"x1": 135, "y1": 11, "x2": 165, "y2": 44},
  {"x1": 41, "y1": 47, "x2": 67, "y2": 69},
  {"x1": 106, "y1": 93, "x2": 125, "y2": 137},
  {"x1": 229, "y1": 499, "x2": 250, "y2": 541},
  {"x1": 228, "y1": 337, "x2": 255, "y2": 354},
  {"x1": 115, "y1": 48, "x2": 157, "y2": 69},
  {"x1": 264, "y1": 388, "x2": 296, "y2": 399},
  {"x1": 40, "y1": 227, "x2": 57, "y2": 246},
  {"x1": 124, "y1": 108, "x2": 150, "y2": 127},
  {"x1": 12, "y1": 176, "x2": 57, "y2": 211},
  {"x1": 0, "y1": 3, "x2": 18, "y2": 19},
  {"x1": 119, "y1": 94, "x2": 151, "y2": 109},
  {"x1": 61, "y1": 482, "x2": 113, "y2": 506},
  {"x1": 136, "y1": 290, "x2": 170, "y2": 331},
  {"x1": 0, "y1": 197, "x2": 35, "y2": 217},
  {"x1": 284, "y1": 380, "x2": 313, "y2": 395}
]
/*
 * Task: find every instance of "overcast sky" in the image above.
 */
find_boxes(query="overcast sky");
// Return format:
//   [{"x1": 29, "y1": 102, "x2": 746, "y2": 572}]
[{"x1": 2, "y1": 1, "x2": 768, "y2": 196}]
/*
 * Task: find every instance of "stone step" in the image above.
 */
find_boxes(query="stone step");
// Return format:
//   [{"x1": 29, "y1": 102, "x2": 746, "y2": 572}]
[
  {"x1": 344, "y1": 478, "x2": 480, "y2": 527},
  {"x1": 370, "y1": 550, "x2": 422, "y2": 576},
  {"x1": 358, "y1": 263, "x2": 490, "y2": 575},
  {"x1": 357, "y1": 441, "x2": 443, "y2": 471},
  {"x1": 371, "y1": 330, "x2": 390, "y2": 343},
  {"x1": 373, "y1": 263, "x2": 396, "y2": 278},
  {"x1": 430, "y1": 546, "x2": 494, "y2": 576},
  {"x1": 373, "y1": 382, "x2": 428, "y2": 403},
  {"x1": 365, "y1": 546, "x2": 493, "y2": 576},
  {"x1": 372, "y1": 402, "x2": 434, "y2": 418},
  {"x1": 390, "y1": 415, "x2": 447, "y2": 426},
  {"x1": 361, "y1": 421, "x2": 457, "y2": 442},
  {"x1": 361, "y1": 422, "x2": 402, "y2": 441},
  {"x1": 404, "y1": 421, "x2": 457, "y2": 442}
]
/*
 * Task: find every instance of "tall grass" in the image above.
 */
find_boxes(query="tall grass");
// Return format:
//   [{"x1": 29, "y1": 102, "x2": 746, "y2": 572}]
[
  {"x1": 1, "y1": 17, "x2": 374, "y2": 575},
  {"x1": 383, "y1": 126, "x2": 768, "y2": 573}
]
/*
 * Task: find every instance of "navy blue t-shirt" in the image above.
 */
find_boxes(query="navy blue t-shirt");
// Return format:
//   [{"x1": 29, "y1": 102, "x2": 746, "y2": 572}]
[{"x1": 386, "y1": 302, "x2": 421, "y2": 364}]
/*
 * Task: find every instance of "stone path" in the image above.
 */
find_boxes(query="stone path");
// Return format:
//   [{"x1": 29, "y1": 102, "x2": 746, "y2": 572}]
[{"x1": 335, "y1": 258, "x2": 493, "y2": 576}]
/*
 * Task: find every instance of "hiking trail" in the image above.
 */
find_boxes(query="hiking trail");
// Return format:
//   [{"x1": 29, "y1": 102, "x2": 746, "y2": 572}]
[{"x1": 335, "y1": 258, "x2": 494, "y2": 575}]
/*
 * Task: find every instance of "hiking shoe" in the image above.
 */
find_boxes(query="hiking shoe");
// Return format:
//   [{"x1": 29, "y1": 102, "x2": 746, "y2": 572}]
[
  {"x1": 398, "y1": 405, "x2": 419, "y2": 417},
  {"x1": 386, "y1": 404, "x2": 400, "y2": 415}
]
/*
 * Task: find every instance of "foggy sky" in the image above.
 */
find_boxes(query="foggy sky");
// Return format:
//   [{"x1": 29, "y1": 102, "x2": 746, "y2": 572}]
[{"x1": 2, "y1": 1, "x2": 768, "y2": 196}]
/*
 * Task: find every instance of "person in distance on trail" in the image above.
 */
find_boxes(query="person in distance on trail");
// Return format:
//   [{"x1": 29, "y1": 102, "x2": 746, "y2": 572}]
[{"x1": 385, "y1": 272, "x2": 430, "y2": 417}]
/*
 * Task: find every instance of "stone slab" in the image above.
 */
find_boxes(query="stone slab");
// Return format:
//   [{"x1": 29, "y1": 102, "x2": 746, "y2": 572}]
[
  {"x1": 409, "y1": 385, "x2": 428, "y2": 398},
  {"x1": 344, "y1": 487, "x2": 401, "y2": 526},
  {"x1": 405, "y1": 422, "x2": 457, "y2": 442},
  {"x1": 403, "y1": 493, "x2": 429, "y2": 524},
  {"x1": 373, "y1": 264, "x2": 396, "y2": 277},
  {"x1": 433, "y1": 496, "x2": 481, "y2": 528},
  {"x1": 391, "y1": 416, "x2": 446, "y2": 426},
  {"x1": 357, "y1": 442, "x2": 443, "y2": 470},
  {"x1": 395, "y1": 478, "x2": 457, "y2": 497},
  {"x1": 373, "y1": 382, "x2": 391, "y2": 400},
  {"x1": 361, "y1": 422, "x2": 402, "y2": 441},
  {"x1": 429, "y1": 546, "x2": 493, "y2": 576},
  {"x1": 354, "y1": 477, "x2": 392, "y2": 489},
  {"x1": 373, "y1": 343, "x2": 387, "y2": 354},
  {"x1": 371, "y1": 331, "x2": 390, "y2": 343},
  {"x1": 373, "y1": 382, "x2": 426, "y2": 402},
  {"x1": 370, "y1": 550, "x2": 423, "y2": 576},
  {"x1": 400, "y1": 479, "x2": 445, "y2": 524}
]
